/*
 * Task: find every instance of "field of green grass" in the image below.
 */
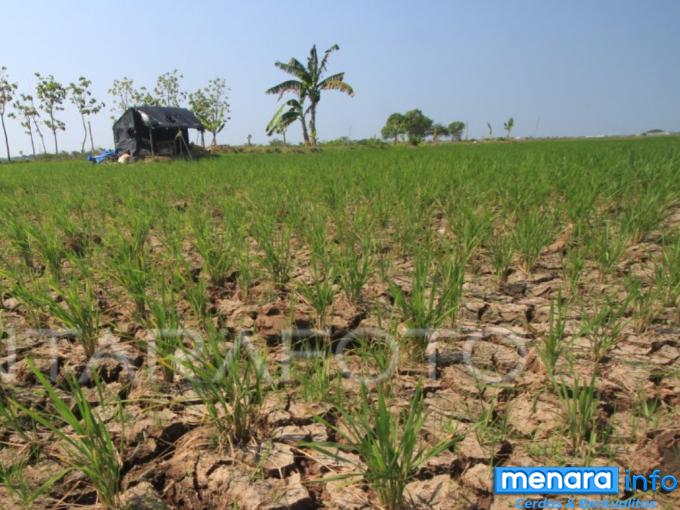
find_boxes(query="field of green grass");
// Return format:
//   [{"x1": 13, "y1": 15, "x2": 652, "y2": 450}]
[{"x1": 1, "y1": 137, "x2": 679, "y2": 509}]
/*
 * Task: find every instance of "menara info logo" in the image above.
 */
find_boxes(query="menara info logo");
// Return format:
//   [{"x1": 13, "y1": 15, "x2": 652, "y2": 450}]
[{"x1": 494, "y1": 467, "x2": 619, "y2": 495}]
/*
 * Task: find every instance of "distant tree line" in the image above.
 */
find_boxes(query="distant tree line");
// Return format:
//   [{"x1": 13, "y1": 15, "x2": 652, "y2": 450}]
[
  {"x1": 380, "y1": 110, "x2": 466, "y2": 145},
  {"x1": 381, "y1": 112, "x2": 517, "y2": 145},
  {"x1": 0, "y1": 67, "x2": 231, "y2": 161}
]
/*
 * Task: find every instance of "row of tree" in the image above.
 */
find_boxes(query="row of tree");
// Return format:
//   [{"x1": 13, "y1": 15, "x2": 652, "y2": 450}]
[
  {"x1": 0, "y1": 68, "x2": 231, "y2": 161},
  {"x1": 382, "y1": 111, "x2": 516, "y2": 145},
  {"x1": 0, "y1": 69, "x2": 105, "y2": 160},
  {"x1": 381, "y1": 110, "x2": 465, "y2": 145}
]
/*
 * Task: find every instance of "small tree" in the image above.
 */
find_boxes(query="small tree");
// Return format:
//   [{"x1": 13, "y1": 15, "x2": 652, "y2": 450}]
[
  {"x1": 154, "y1": 70, "x2": 186, "y2": 107},
  {"x1": 35, "y1": 73, "x2": 66, "y2": 154},
  {"x1": 504, "y1": 117, "x2": 514, "y2": 139},
  {"x1": 108, "y1": 77, "x2": 136, "y2": 118},
  {"x1": 68, "y1": 77, "x2": 105, "y2": 153},
  {"x1": 381, "y1": 113, "x2": 406, "y2": 144},
  {"x1": 448, "y1": 121, "x2": 465, "y2": 142},
  {"x1": 430, "y1": 123, "x2": 449, "y2": 143},
  {"x1": 486, "y1": 122, "x2": 493, "y2": 138},
  {"x1": 266, "y1": 99, "x2": 304, "y2": 145},
  {"x1": 9, "y1": 94, "x2": 41, "y2": 157},
  {"x1": 0, "y1": 67, "x2": 18, "y2": 161},
  {"x1": 189, "y1": 78, "x2": 230, "y2": 146},
  {"x1": 403, "y1": 109, "x2": 433, "y2": 145}
]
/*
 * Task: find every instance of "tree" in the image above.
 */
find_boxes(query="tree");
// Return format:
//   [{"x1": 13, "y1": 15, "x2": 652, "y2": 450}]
[
  {"x1": 403, "y1": 109, "x2": 433, "y2": 145},
  {"x1": 448, "y1": 121, "x2": 465, "y2": 142},
  {"x1": 266, "y1": 99, "x2": 305, "y2": 145},
  {"x1": 108, "y1": 77, "x2": 136, "y2": 118},
  {"x1": 188, "y1": 78, "x2": 230, "y2": 146},
  {"x1": 0, "y1": 67, "x2": 18, "y2": 161},
  {"x1": 35, "y1": 73, "x2": 66, "y2": 154},
  {"x1": 504, "y1": 117, "x2": 515, "y2": 139},
  {"x1": 68, "y1": 77, "x2": 105, "y2": 153},
  {"x1": 154, "y1": 70, "x2": 186, "y2": 107},
  {"x1": 430, "y1": 123, "x2": 449, "y2": 143},
  {"x1": 486, "y1": 122, "x2": 493, "y2": 138},
  {"x1": 9, "y1": 94, "x2": 42, "y2": 157},
  {"x1": 381, "y1": 113, "x2": 405, "y2": 144},
  {"x1": 266, "y1": 44, "x2": 354, "y2": 146}
]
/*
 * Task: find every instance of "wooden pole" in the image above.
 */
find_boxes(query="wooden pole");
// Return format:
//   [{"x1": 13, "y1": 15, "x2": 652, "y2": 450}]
[{"x1": 149, "y1": 128, "x2": 155, "y2": 156}]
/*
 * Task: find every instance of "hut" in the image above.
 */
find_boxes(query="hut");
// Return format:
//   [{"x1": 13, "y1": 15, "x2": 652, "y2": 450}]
[{"x1": 113, "y1": 106, "x2": 204, "y2": 157}]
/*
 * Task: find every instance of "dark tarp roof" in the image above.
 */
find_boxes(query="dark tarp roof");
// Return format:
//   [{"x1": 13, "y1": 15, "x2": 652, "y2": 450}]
[{"x1": 134, "y1": 106, "x2": 204, "y2": 131}]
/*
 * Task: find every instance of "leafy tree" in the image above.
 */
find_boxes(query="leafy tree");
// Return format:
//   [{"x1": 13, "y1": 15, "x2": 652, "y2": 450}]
[
  {"x1": 448, "y1": 121, "x2": 465, "y2": 142},
  {"x1": 266, "y1": 44, "x2": 354, "y2": 146},
  {"x1": 189, "y1": 78, "x2": 230, "y2": 146},
  {"x1": 504, "y1": 117, "x2": 515, "y2": 139},
  {"x1": 0, "y1": 67, "x2": 18, "y2": 161},
  {"x1": 9, "y1": 94, "x2": 42, "y2": 157},
  {"x1": 108, "y1": 77, "x2": 136, "y2": 118},
  {"x1": 68, "y1": 77, "x2": 105, "y2": 153},
  {"x1": 381, "y1": 113, "x2": 406, "y2": 144},
  {"x1": 430, "y1": 123, "x2": 449, "y2": 143},
  {"x1": 154, "y1": 70, "x2": 186, "y2": 107},
  {"x1": 403, "y1": 109, "x2": 433, "y2": 145},
  {"x1": 35, "y1": 73, "x2": 66, "y2": 154}
]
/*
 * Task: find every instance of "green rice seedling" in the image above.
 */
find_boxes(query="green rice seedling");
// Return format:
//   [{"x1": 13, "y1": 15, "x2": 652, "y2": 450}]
[
  {"x1": 563, "y1": 246, "x2": 586, "y2": 295},
  {"x1": 538, "y1": 296, "x2": 568, "y2": 382},
  {"x1": 337, "y1": 242, "x2": 373, "y2": 305},
  {"x1": 619, "y1": 190, "x2": 668, "y2": 243},
  {"x1": 624, "y1": 275, "x2": 660, "y2": 333},
  {"x1": 303, "y1": 384, "x2": 459, "y2": 510},
  {"x1": 391, "y1": 248, "x2": 465, "y2": 347},
  {"x1": 655, "y1": 235, "x2": 680, "y2": 307},
  {"x1": 634, "y1": 387, "x2": 661, "y2": 428},
  {"x1": 11, "y1": 364, "x2": 123, "y2": 509},
  {"x1": 147, "y1": 290, "x2": 182, "y2": 383},
  {"x1": 179, "y1": 330, "x2": 267, "y2": 449},
  {"x1": 39, "y1": 280, "x2": 101, "y2": 357},
  {"x1": 296, "y1": 346, "x2": 337, "y2": 402},
  {"x1": 589, "y1": 221, "x2": 628, "y2": 277},
  {"x1": 472, "y1": 400, "x2": 510, "y2": 467},
  {"x1": 185, "y1": 276, "x2": 209, "y2": 325},
  {"x1": 193, "y1": 217, "x2": 236, "y2": 287},
  {"x1": 252, "y1": 218, "x2": 292, "y2": 286},
  {"x1": 5, "y1": 217, "x2": 34, "y2": 270},
  {"x1": 299, "y1": 262, "x2": 337, "y2": 329},
  {"x1": 580, "y1": 299, "x2": 625, "y2": 363},
  {"x1": 0, "y1": 460, "x2": 65, "y2": 508},
  {"x1": 488, "y1": 231, "x2": 514, "y2": 282},
  {"x1": 558, "y1": 374, "x2": 599, "y2": 456},
  {"x1": 109, "y1": 235, "x2": 151, "y2": 319},
  {"x1": 236, "y1": 249, "x2": 256, "y2": 300},
  {"x1": 450, "y1": 204, "x2": 493, "y2": 262},
  {"x1": 8, "y1": 277, "x2": 51, "y2": 327},
  {"x1": 27, "y1": 224, "x2": 66, "y2": 281},
  {"x1": 512, "y1": 208, "x2": 556, "y2": 271}
]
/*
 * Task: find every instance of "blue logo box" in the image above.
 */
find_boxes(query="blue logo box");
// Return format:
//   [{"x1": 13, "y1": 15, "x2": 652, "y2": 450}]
[{"x1": 494, "y1": 467, "x2": 619, "y2": 495}]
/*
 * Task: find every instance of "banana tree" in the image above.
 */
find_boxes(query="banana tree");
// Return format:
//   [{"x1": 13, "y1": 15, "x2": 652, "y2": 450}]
[
  {"x1": 266, "y1": 44, "x2": 354, "y2": 146},
  {"x1": 266, "y1": 99, "x2": 304, "y2": 144}
]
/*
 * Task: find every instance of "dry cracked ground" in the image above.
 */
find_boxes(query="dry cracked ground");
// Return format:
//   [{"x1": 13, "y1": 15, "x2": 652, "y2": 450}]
[{"x1": 0, "y1": 208, "x2": 679, "y2": 510}]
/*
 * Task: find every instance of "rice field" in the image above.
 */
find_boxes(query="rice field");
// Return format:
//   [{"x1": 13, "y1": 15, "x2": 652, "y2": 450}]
[{"x1": 1, "y1": 137, "x2": 679, "y2": 509}]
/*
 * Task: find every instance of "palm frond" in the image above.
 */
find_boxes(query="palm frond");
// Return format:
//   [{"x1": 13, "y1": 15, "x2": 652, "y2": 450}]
[
  {"x1": 265, "y1": 80, "x2": 304, "y2": 99},
  {"x1": 319, "y1": 44, "x2": 340, "y2": 75},
  {"x1": 274, "y1": 59, "x2": 309, "y2": 81},
  {"x1": 319, "y1": 73, "x2": 354, "y2": 96}
]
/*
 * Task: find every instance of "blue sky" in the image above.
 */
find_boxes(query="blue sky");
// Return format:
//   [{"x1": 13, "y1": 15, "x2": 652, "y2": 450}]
[{"x1": 1, "y1": 0, "x2": 679, "y2": 154}]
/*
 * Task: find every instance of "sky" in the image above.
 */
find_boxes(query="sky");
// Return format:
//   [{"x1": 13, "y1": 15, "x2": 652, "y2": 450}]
[{"x1": 1, "y1": 0, "x2": 679, "y2": 155}]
